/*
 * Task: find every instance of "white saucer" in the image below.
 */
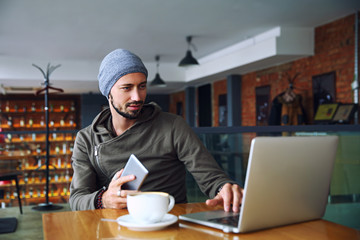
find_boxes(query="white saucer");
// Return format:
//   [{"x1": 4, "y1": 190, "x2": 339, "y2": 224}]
[{"x1": 116, "y1": 214, "x2": 178, "y2": 231}]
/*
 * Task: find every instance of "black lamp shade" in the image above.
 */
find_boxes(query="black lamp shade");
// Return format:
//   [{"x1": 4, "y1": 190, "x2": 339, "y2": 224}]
[
  {"x1": 150, "y1": 73, "x2": 166, "y2": 87},
  {"x1": 178, "y1": 50, "x2": 199, "y2": 66}
]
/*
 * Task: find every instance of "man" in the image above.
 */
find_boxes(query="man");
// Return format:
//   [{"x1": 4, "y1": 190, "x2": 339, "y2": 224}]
[{"x1": 69, "y1": 49, "x2": 243, "y2": 212}]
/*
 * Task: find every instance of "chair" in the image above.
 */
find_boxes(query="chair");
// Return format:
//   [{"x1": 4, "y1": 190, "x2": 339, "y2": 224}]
[{"x1": 0, "y1": 170, "x2": 23, "y2": 214}]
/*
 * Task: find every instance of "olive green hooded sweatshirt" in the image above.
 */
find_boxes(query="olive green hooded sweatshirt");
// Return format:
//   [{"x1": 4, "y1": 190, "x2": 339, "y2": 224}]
[{"x1": 69, "y1": 102, "x2": 234, "y2": 211}]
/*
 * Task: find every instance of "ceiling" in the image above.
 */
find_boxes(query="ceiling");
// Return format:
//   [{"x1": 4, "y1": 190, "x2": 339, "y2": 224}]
[{"x1": 0, "y1": 0, "x2": 359, "y2": 95}]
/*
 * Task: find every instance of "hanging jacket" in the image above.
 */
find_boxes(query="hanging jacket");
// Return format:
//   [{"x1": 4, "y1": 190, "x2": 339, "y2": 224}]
[{"x1": 268, "y1": 91, "x2": 305, "y2": 125}]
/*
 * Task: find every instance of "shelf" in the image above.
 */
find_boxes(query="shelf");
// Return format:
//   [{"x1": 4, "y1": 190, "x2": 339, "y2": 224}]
[
  {"x1": 0, "y1": 152, "x2": 73, "y2": 160},
  {"x1": 0, "y1": 94, "x2": 80, "y2": 206},
  {"x1": 1, "y1": 195, "x2": 70, "y2": 207},
  {"x1": 1, "y1": 125, "x2": 77, "y2": 131},
  {"x1": 0, "y1": 181, "x2": 71, "y2": 188},
  {"x1": 1, "y1": 109, "x2": 76, "y2": 114},
  {"x1": 2, "y1": 136, "x2": 75, "y2": 144}
]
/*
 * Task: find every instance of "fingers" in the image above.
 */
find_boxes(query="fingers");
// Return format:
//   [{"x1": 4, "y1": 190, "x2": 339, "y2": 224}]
[
  {"x1": 205, "y1": 183, "x2": 244, "y2": 213},
  {"x1": 102, "y1": 169, "x2": 137, "y2": 209},
  {"x1": 112, "y1": 169, "x2": 124, "y2": 180},
  {"x1": 221, "y1": 183, "x2": 233, "y2": 212},
  {"x1": 231, "y1": 184, "x2": 242, "y2": 212},
  {"x1": 111, "y1": 169, "x2": 136, "y2": 188},
  {"x1": 103, "y1": 188, "x2": 137, "y2": 209},
  {"x1": 205, "y1": 197, "x2": 222, "y2": 207}
]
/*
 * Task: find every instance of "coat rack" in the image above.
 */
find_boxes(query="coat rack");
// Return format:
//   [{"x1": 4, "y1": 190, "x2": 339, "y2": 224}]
[{"x1": 32, "y1": 63, "x2": 64, "y2": 211}]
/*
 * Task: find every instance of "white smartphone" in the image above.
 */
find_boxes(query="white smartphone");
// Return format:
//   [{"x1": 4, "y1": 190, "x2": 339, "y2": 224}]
[{"x1": 119, "y1": 154, "x2": 149, "y2": 190}]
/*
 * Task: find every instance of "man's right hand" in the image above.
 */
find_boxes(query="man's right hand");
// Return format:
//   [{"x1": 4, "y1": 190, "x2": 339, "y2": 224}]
[{"x1": 102, "y1": 169, "x2": 137, "y2": 209}]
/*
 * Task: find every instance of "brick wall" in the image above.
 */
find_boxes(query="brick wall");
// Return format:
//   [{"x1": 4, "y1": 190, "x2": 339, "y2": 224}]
[
  {"x1": 212, "y1": 79, "x2": 227, "y2": 126},
  {"x1": 169, "y1": 91, "x2": 186, "y2": 119},
  {"x1": 169, "y1": 13, "x2": 359, "y2": 126}
]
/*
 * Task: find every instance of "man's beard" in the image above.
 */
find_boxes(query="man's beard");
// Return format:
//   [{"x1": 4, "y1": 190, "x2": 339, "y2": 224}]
[{"x1": 110, "y1": 99, "x2": 143, "y2": 120}]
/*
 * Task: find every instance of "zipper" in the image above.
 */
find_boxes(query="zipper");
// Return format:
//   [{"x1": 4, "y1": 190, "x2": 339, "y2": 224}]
[{"x1": 94, "y1": 145, "x2": 108, "y2": 179}]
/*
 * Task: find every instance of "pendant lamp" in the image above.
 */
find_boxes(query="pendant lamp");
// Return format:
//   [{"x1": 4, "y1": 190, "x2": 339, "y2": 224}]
[
  {"x1": 150, "y1": 55, "x2": 166, "y2": 87},
  {"x1": 178, "y1": 36, "x2": 199, "y2": 67}
]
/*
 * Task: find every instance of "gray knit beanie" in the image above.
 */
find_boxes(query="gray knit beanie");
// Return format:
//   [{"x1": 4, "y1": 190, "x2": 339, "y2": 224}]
[{"x1": 98, "y1": 49, "x2": 148, "y2": 98}]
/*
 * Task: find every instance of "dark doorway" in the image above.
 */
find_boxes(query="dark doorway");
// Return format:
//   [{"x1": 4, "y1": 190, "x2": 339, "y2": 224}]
[
  {"x1": 198, "y1": 84, "x2": 212, "y2": 126},
  {"x1": 218, "y1": 94, "x2": 227, "y2": 126},
  {"x1": 256, "y1": 86, "x2": 271, "y2": 126},
  {"x1": 312, "y1": 72, "x2": 336, "y2": 114}
]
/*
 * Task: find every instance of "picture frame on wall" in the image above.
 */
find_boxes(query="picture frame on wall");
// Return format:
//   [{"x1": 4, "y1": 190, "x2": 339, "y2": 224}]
[
  {"x1": 314, "y1": 103, "x2": 339, "y2": 123},
  {"x1": 332, "y1": 103, "x2": 357, "y2": 123}
]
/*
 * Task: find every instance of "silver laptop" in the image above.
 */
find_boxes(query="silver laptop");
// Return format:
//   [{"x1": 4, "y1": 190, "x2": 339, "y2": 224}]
[{"x1": 179, "y1": 135, "x2": 339, "y2": 233}]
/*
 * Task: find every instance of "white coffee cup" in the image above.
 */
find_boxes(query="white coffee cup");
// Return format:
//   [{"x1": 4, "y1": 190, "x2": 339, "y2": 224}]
[{"x1": 127, "y1": 192, "x2": 175, "y2": 224}]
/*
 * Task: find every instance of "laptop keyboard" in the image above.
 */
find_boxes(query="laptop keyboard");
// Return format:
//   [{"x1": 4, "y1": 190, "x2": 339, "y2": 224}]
[{"x1": 208, "y1": 214, "x2": 240, "y2": 227}]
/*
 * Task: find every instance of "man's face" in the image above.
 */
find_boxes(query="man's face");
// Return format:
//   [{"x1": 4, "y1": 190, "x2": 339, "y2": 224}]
[{"x1": 109, "y1": 72, "x2": 147, "y2": 119}]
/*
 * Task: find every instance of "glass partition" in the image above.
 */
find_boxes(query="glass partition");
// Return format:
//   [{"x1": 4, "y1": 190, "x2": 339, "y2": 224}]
[{"x1": 187, "y1": 125, "x2": 360, "y2": 204}]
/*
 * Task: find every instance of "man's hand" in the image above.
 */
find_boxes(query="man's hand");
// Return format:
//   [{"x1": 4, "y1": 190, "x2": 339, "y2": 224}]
[
  {"x1": 102, "y1": 169, "x2": 137, "y2": 209},
  {"x1": 205, "y1": 183, "x2": 243, "y2": 212}
]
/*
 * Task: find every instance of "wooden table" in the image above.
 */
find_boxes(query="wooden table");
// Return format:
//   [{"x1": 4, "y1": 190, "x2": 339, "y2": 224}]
[{"x1": 43, "y1": 202, "x2": 360, "y2": 240}]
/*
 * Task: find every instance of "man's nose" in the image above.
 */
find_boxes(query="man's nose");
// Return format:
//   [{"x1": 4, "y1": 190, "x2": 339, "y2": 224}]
[{"x1": 131, "y1": 89, "x2": 141, "y2": 101}]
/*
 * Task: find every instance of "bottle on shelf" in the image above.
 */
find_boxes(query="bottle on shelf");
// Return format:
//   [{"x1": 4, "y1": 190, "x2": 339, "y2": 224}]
[
  {"x1": 52, "y1": 132, "x2": 57, "y2": 140},
  {"x1": 28, "y1": 117, "x2": 33, "y2": 127},
  {"x1": 31, "y1": 172, "x2": 36, "y2": 183},
  {"x1": 69, "y1": 115, "x2": 75, "y2": 127},
  {"x1": 31, "y1": 102, "x2": 36, "y2": 112},
  {"x1": 57, "y1": 158, "x2": 62, "y2": 168},
  {"x1": 55, "y1": 145, "x2": 60, "y2": 154},
  {"x1": 65, "y1": 169, "x2": 70, "y2": 182},
  {"x1": 29, "y1": 187, "x2": 34, "y2": 198},
  {"x1": 69, "y1": 143, "x2": 74, "y2": 153},
  {"x1": 7, "y1": 117, "x2": 13, "y2": 127},
  {"x1": 62, "y1": 187, "x2": 68, "y2": 196},
  {"x1": 70, "y1": 102, "x2": 75, "y2": 111},
  {"x1": 40, "y1": 116, "x2": 45, "y2": 127},
  {"x1": 36, "y1": 144, "x2": 41, "y2": 156},
  {"x1": 62, "y1": 143, "x2": 67, "y2": 154},
  {"x1": 24, "y1": 159, "x2": 29, "y2": 169},
  {"x1": 54, "y1": 173, "x2": 59, "y2": 182},
  {"x1": 20, "y1": 117, "x2": 25, "y2": 127},
  {"x1": 24, "y1": 173, "x2": 28, "y2": 184},
  {"x1": 60, "y1": 118, "x2": 65, "y2": 127},
  {"x1": 5, "y1": 101, "x2": 10, "y2": 112},
  {"x1": 37, "y1": 188, "x2": 41, "y2": 198},
  {"x1": 6, "y1": 133, "x2": 12, "y2": 143}
]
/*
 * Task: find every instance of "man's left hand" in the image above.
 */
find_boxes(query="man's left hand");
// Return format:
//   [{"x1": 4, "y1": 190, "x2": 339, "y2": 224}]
[{"x1": 205, "y1": 183, "x2": 243, "y2": 212}]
